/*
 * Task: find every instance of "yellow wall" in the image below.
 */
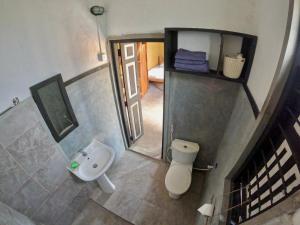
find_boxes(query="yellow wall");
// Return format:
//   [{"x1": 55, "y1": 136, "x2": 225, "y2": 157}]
[{"x1": 146, "y1": 42, "x2": 164, "y2": 70}]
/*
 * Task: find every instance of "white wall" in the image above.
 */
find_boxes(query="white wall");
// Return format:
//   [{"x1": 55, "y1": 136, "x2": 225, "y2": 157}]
[
  {"x1": 101, "y1": 0, "x2": 291, "y2": 112},
  {"x1": 102, "y1": 0, "x2": 256, "y2": 35},
  {"x1": 0, "y1": 0, "x2": 103, "y2": 112},
  {"x1": 248, "y1": 0, "x2": 290, "y2": 110},
  {"x1": 0, "y1": 0, "x2": 292, "y2": 113}
]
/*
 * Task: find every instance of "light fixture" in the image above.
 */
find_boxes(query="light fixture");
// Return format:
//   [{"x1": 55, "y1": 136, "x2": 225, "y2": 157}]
[
  {"x1": 90, "y1": 5, "x2": 106, "y2": 61},
  {"x1": 198, "y1": 203, "x2": 214, "y2": 217},
  {"x1": 90, "y1": 6, "x2": 105, "y2": 16}
]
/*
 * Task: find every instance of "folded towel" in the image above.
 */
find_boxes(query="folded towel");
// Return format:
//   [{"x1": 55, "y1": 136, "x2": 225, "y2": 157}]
[
  {"x1": 174, "y1": 61, "x2": 209, "y2": 73},
  {"x1": 175, "y1": 58, "x2": 207, "y2": 65},
  {"x1": 175, "y1": 48, "x2": 206, "y2": 61}
]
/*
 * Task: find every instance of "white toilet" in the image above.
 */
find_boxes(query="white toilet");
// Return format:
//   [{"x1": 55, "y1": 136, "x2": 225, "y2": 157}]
[{"x1": 165, "y1": 139, "x2": 199, "y2": 199}]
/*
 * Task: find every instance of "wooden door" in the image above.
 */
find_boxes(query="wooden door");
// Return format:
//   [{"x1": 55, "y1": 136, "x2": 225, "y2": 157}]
[
  {"x1": 120, "y1": 43, "x2": 144, "y2": 143},
  {"x1": 137, "y1": 42, "x2": 149, "y2": 97}
]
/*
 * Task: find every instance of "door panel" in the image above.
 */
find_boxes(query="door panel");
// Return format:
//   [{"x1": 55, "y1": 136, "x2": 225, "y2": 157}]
[
  {"x1": 113, "y1": 43, "x2": 132, "y2": 144},
  {"x1": 120, "y1": 43, "x2": 144, "y2": 143},
  {"x1": 137, "y1": 42, "x2": 149, "y2": 97},
  {"x1": 125, "y1": 62, "x2": 138, "y2": 98},
  {"x1": 131, "y1": 102, "x2": 142, "y2": 139}
]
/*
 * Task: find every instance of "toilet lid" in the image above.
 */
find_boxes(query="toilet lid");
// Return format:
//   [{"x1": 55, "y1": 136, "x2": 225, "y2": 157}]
[{"x1": 165, "y1": 166, "x2": 191, "y2": 195}]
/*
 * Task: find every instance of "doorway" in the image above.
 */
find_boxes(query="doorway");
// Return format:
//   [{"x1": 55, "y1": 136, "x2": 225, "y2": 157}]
[{"x1": 111, "y1": 40, "x2": 164, "y2": 159}]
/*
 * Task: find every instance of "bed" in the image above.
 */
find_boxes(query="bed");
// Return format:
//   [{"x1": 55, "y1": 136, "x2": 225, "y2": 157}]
[{"x1": 148, "y1": 64, "x2": 164, "y2": 83}]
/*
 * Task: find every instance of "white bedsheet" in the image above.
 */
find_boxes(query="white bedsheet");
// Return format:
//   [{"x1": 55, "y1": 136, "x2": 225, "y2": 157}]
[{"x1": 148, "y1": 64, "x2": 164, "y2": 82}]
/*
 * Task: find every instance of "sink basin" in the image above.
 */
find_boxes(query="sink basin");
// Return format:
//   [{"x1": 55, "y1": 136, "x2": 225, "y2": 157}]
[{"x1": 68, "y1": 140, "x2": 116, "y2": 193}]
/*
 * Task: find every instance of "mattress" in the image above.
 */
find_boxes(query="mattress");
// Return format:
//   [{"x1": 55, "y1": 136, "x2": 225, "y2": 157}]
[{"x1": 148, "y1": 64, "x2": 164, "y2": 83}]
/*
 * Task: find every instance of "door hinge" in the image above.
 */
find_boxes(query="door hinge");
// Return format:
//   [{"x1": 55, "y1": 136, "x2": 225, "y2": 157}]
[
  {"x1": 130, "y1": 136, "x2": 134, "y2": 141},
  {"x1": 118, "y1": 49, "x2": 121, "y2": 56},
  {"x1": 124, "y1": 101, "x2": 128, "y2": 107}
]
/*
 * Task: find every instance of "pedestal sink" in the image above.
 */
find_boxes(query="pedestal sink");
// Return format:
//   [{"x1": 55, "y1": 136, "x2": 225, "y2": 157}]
[{"x1": 68, "y1": 140, "x2": 116, "y2": 193}]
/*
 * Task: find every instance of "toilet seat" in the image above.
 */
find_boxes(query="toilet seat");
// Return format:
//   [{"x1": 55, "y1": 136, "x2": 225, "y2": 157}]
[{"x1": 165, "y1": 164, "x2": 192, "y2": 195}]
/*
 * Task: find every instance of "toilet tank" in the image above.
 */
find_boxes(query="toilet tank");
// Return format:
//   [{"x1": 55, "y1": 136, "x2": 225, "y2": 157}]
[{"x1": 171, "y1": 139, "x2": 199, "y2": 164}]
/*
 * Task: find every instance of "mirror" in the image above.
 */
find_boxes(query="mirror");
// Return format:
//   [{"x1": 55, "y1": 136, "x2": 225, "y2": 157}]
[{"x1": 30, "y1": 74, "x2": 78, "y2": 142}]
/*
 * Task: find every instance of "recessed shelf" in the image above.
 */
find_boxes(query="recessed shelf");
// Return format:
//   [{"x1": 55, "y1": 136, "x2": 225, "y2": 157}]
[
  {"x1": 166, "y1": 67, "x2": 245, "y2": 83},
  {"x1": 164, "y1": 27, "x2": 259, "y2": 117},
  {"x1": 164, "y1": 27, "x2": 257, "y2": 85}
]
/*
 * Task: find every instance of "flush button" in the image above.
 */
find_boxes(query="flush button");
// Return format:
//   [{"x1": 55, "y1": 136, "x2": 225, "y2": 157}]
[{"x1": 93, "y1": 164, "x2": 98, "y2": 168}]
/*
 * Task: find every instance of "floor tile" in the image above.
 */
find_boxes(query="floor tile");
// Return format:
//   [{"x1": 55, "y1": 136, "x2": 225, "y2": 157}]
[
  {"x1": 102, "y1": 191, "x2": 142, "y2": 222},
  {"x1": 95, "y1": 151, "x2": 204, "y2": 225},
  {"x1": 50, "y1": 176, "x2": 84, "y2": 207},
  {"x1": 32, "y1": 196, "x2": 67, "y2": 225},
  {"x1": 71, "y1": 200, "x2": 133, "y2": 225},
  {"x1": 132, "y1": 200, "x2": 164, "y2": 225}
]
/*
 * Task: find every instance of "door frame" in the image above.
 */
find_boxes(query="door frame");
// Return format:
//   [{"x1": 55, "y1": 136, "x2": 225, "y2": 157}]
[{"x1": 107, "y1": 33, "x2": 165, "y2": 159}]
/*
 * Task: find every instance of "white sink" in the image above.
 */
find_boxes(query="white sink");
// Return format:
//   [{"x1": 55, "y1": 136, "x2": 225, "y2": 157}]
[{"x1": 68, "y1": 140, "x2": 116, "y2": 193}]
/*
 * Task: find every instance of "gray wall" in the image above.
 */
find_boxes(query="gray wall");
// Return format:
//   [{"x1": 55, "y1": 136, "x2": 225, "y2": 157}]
[
  {"x1": 60, "y1": 66, "x2": 125, "y2": 159},
  {"x1": 0, "y1": 67, "x2": 125, "y2": 225},
  {"x1": 0, "y1": 201, "x2": 36, "y2": 225},
  {"x1": 166, "y1": 72, "x2": 240, "y2": 167},
  {"x1": 0, "y1": 99, "x2": 97, "y2": 225},
  {"x1": 198, "y1": 86, "x2": 256, "y2": 225}
]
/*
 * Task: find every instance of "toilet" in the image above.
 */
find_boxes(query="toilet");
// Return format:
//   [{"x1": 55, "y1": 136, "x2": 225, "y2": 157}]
[{"x1": 165, "y1": 139, "x2": 199, "y2": 199}]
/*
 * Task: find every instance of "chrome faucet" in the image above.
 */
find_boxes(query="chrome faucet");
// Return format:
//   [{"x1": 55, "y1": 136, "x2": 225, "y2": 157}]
[{"x1": 79, "y1": 150, "x2": 88, "y2": 157}]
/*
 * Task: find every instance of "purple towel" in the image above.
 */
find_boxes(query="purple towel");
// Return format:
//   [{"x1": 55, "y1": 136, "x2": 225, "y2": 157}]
[
  {"x1": 174, "y1": 61, "x2": 209, "y2": 73},
  {"x1": 175, "y1": 48, "x2": 206, "y2": 61},
  {"x1": 175, "y1": 58, "x2": 207, "y2": 65}
]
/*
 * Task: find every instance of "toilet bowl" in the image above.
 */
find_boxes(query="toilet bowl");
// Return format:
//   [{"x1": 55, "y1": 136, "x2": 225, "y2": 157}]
[
  {"x1": 165, "y1": 161, "x2": 192, "y2": 199},
  {"x1": 165, "y1": 139, "x2": 199, "y2": 199}
]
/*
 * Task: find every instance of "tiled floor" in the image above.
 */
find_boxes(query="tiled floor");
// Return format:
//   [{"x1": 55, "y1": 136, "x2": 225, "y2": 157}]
[
  {"x1": 92, "y1": 150, "x2": 204, "y2": 225},
  {"x1": 130, "y1": 83, "x2": 163, "y2": 159},
  {"x1": 72, "y1": 200, "x2": 133, "y2": 225}
]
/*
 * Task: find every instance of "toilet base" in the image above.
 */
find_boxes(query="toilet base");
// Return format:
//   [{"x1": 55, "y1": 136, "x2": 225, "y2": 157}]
[{"x1": 168, "y1": 192, "x2": 181, "y2": 199}]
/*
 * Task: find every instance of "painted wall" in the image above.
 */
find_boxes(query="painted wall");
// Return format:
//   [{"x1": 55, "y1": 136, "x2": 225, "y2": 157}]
[
  {"x1": 198, "y1": 1, "x2": 299, "y2": 224},
  {"x1": 0, "y1": 0, "x2": 103, "y2": 112},
  {"x1": 101, "y1": 0, "x2": 256, "y2": 35},
  {"x1": 100, "y1": 0, "x2": 290, "y2": 112},
  {"x1": 199, "y1": 86, "x2": 256, "y2": 225},
  {"x1": 247, "y1": 0, "x2": 290, "y2": 110},
  {"x1": 167, "y1": 72, "x2": 240, "y2": 167},
  {"x1": 146, "y1": 42, "x2": 164, "y2": 69}
]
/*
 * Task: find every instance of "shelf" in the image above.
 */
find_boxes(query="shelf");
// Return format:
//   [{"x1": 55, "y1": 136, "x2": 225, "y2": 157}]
[
  {"x1": 165, "y1": 27, "x2": 257, "y2": 39},
  {"x1": 165, "y1": 27, "x2": 257, "y2": 85},
  {"x1": 164, "y1": 27, "x2": 259, "y2": 117},
  {"x1": 166, "y1": 67, "x2": 245, "y2": 84}
]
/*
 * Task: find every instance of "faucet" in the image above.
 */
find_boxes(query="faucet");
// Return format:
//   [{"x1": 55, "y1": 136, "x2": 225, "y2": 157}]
[{"x1": 78, "y1": 150, "x2": 88, "y2": 157}]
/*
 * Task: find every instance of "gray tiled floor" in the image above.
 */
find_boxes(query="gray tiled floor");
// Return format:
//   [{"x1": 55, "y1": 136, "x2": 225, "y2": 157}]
[
  {"x1": 92, "y1": 150, "x2": 204, "y2": 225},
  {"x1": 72, "y1": 200, "x2": 133, "y2": 225}
]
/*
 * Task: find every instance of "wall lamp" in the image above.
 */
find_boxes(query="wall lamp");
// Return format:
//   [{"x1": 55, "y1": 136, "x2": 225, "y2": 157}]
[{"x1": 90, "y1": 6, "x2": 106, "y2": 61}]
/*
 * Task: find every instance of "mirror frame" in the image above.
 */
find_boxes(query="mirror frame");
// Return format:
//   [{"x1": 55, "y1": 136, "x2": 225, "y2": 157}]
[{"x1": 30, "y1": 74, "x2": 78, "y2": 142}]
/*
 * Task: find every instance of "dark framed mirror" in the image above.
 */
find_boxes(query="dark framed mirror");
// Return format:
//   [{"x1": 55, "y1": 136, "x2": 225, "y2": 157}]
[{"x1": 30, "y1": 74, "x2": 78, "y2": 142}]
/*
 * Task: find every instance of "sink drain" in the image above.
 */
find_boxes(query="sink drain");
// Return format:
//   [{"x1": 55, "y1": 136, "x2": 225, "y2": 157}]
[{"x1": 93, "y1": 164, "x2": 98, "y2": 168}]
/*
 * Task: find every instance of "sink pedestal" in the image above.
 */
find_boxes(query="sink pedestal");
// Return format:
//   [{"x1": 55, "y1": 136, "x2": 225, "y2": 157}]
[{"x1": 97, "y1": 173, "x2": 115, "y2": 193}]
